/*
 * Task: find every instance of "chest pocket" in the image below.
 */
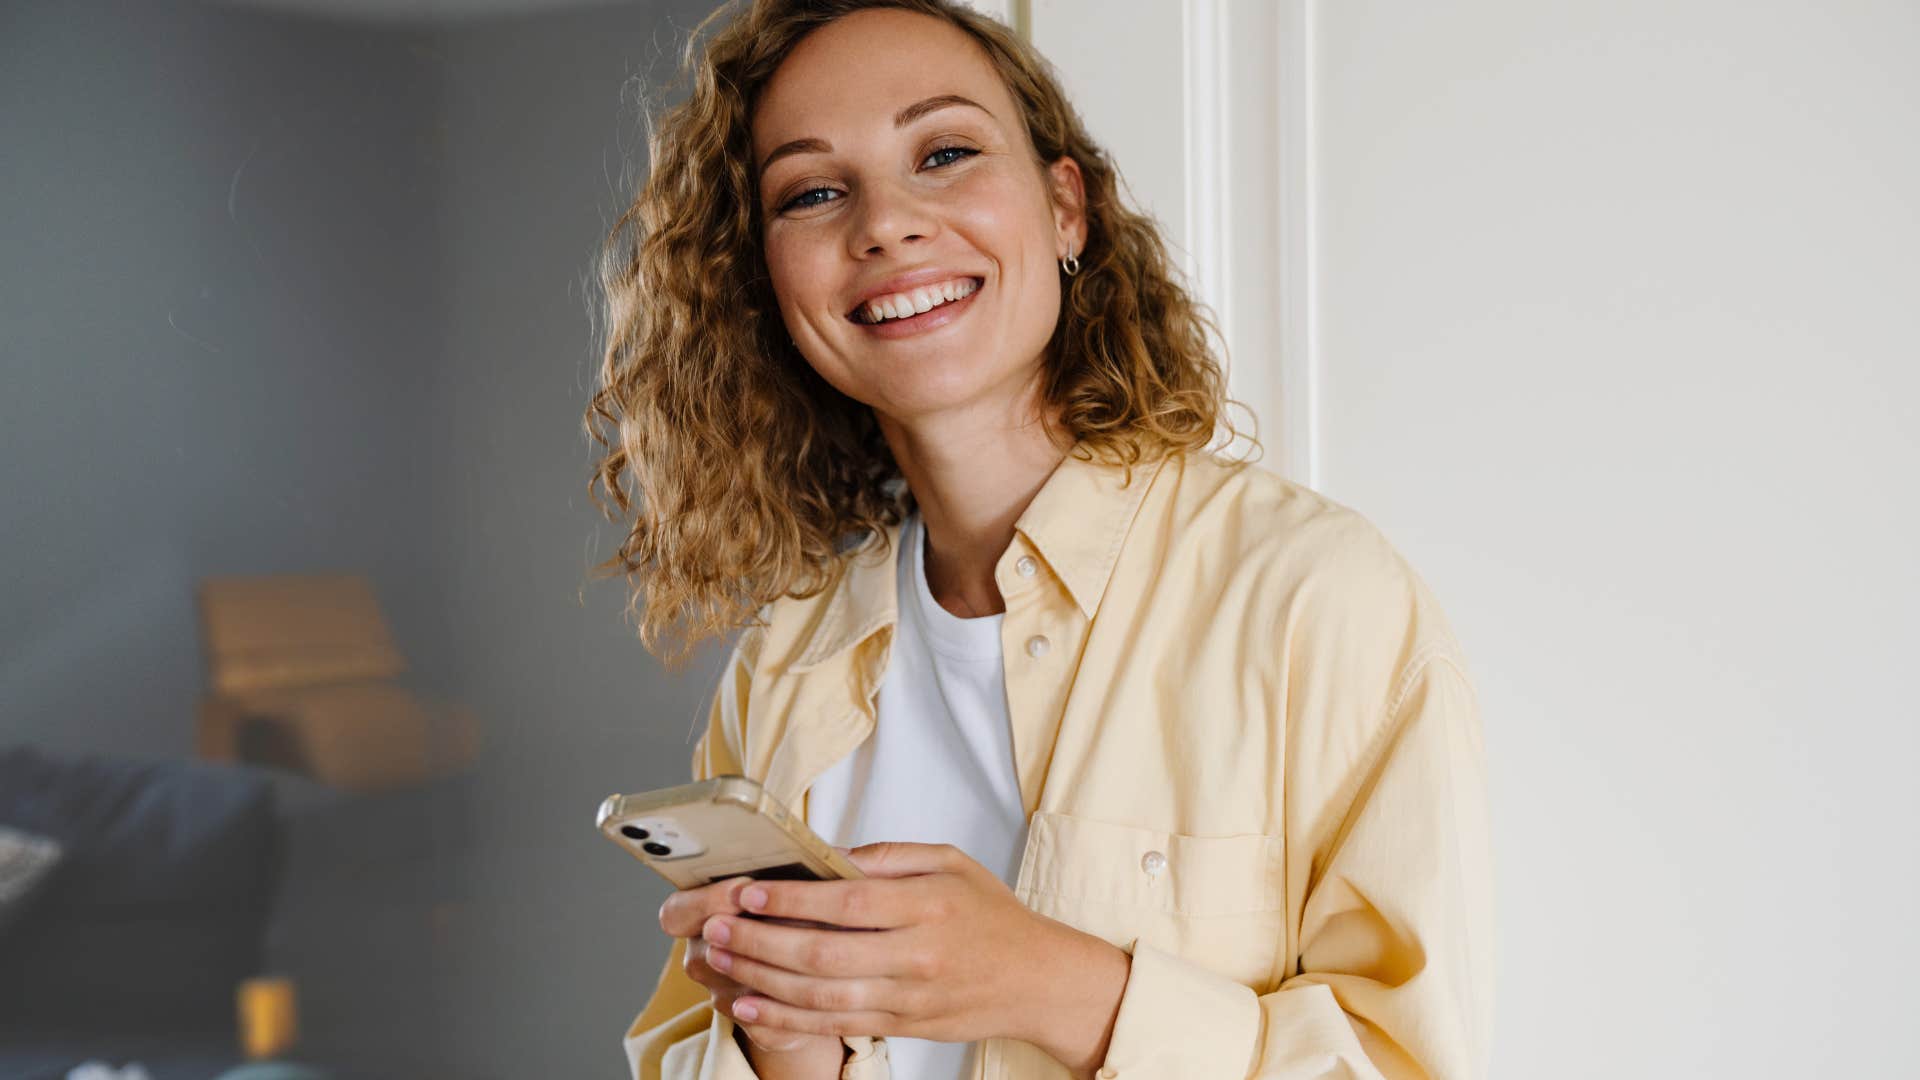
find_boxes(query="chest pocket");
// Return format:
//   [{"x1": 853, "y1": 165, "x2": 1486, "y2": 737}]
[{"x1": 1013, "y1": 810, "x2": 1285, "y2": 992}]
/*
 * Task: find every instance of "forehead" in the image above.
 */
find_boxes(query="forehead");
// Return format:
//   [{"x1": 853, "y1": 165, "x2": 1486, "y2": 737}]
[{"x1": 751, "y1": 8, "x2": 1014, "y2": 155}]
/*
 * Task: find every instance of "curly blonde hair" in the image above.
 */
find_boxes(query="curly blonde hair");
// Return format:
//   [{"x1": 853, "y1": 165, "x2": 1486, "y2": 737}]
[{"x1": 586, "y1": 0, "x2": 1256, "y2": 665}]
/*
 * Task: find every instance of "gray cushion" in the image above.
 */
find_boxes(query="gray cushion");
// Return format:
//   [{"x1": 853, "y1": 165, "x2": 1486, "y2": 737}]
[
  {"x1": 0, "y1": 745, "x2": 280, "y2": 911},
  {"x1": 0, "y1": 744, "x2": 283, "y2": 1032}
]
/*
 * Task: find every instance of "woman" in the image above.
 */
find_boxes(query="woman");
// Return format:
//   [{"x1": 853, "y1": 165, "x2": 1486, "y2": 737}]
[{"x1": 586, "y1": 2, "x2": 1493, "y2": 1078}]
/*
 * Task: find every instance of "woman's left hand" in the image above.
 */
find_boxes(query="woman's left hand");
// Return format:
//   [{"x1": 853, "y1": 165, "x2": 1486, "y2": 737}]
[{"x1": 697, "y1": 841, "x2": 1130, "y2": 1074}]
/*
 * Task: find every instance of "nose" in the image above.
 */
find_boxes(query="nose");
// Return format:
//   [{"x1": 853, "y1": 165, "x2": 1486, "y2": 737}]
[{"x1": 846, "y1": 177, "x2": 938, "y2": 257}]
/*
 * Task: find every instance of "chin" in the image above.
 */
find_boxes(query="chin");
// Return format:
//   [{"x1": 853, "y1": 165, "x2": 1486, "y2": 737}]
[{"x1": 884, "y1": 376, "x2": 1031, "y2": 424}]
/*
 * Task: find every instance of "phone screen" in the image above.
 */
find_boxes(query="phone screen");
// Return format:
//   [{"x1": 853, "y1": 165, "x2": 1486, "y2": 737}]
[
  {"x1": 703, "y1": 861, "x2": 847, "y2": 930},
  {"x1": 701, "y1": 861, "x2": 827, "y2": 885}
]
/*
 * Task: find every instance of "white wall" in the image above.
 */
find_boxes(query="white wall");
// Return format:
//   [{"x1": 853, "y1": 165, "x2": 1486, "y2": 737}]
[
  {"x1": 1310, "y1": 1, "x2": 1920, "y2": 1075},
  {"x1": 979, "y1": 3, "x2": 1920, "y2": 1072}
]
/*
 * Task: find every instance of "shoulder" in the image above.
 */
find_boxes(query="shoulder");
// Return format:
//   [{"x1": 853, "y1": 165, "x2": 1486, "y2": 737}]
[{"x1": 1146, "y1": 449, "x2": 1470, "y2": 679}]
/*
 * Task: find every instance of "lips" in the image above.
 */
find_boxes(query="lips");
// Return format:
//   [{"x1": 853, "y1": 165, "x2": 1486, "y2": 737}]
[
  {"x1": 845, "y1": 272, "x2": 987, "y2": 322},
  {"x1": 847, "y1": 274, "x2": 984, "y2": 339},
  {"x1": 850, "y1": 278, "x2": 983, "y2": 326}
]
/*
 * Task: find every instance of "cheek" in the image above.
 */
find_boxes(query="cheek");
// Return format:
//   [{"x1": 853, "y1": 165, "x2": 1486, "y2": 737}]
[
  {"x1": 965, "y1": 157, "x2": 1056, "y2": 225},
  {"x1": 763, "y1": 227, "x2": 820, "y2": 288},
  {"x1": 949, "y1": 177, "x2": 1045, "y2": 248},
  {"x1": 761, "y1": 239, "x2": 801, "y2": 307},
  {"x1": 914, "y1": 186, "x2": 1062, "y2": 354}
]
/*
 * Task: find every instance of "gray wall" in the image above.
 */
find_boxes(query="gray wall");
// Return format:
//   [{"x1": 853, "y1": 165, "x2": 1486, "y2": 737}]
[
  {"x1": 1, "y1": 0, "x2": 447, "y2": 757},
  {"x1": 2, "y1": 1, "x2": 724, "y2": 1075},
  {"x1": 421, "y1": 5, "x2": 731, "y2": 1076}
]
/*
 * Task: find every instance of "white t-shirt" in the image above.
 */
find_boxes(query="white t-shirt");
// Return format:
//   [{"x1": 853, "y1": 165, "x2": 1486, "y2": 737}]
[{"x1": 804, "y1": 510, "x2": 1029, "y2": 1080}]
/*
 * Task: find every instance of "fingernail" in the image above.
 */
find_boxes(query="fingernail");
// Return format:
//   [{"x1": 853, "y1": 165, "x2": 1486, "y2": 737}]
[
  {"x1": 733, "y1": 999, "x2": 759, "y2": 1022},
  {"x1": 708, "y1": 945, "x2": 732, "y2": 972},
  {"x1": 741, "y1": 886, "x2": 768, "y2": 911},
  {"x1": 704, "y1": 918, "x2": 731, "y2": 946}
]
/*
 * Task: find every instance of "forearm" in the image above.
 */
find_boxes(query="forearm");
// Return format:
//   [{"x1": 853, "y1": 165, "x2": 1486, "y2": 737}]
[{"x1": 1020, "y1": 919, "x2": 1132, "y2": 1080}]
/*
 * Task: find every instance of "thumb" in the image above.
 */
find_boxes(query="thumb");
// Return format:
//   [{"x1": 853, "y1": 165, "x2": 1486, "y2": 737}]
[{"x1": 840, "y1": 840, "x2": 957, "y2": 878}]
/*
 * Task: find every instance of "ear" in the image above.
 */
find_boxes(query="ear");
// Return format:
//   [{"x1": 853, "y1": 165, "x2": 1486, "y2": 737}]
[{"x1": 1046, "y1": 154, "x2": 1088, "y2": 259}]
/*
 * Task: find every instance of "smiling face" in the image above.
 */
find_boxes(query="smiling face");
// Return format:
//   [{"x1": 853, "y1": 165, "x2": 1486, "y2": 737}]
[{"x1": 751, "y1": 7, "x2": 1085, "y2": 437}]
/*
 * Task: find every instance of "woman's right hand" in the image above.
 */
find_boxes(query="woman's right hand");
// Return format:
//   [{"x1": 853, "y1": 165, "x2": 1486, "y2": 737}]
[{"x1": 658, "y1": 876, "x2": 847, "y2": 1070}]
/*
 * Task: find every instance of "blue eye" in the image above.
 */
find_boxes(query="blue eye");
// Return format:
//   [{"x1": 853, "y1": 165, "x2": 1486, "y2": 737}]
[
  {"x1": 925, "y1": 145, "x2": 978, "y2": 168},
  {"x1": 784, "y1": 187, "x2": 837, "y2": 211},
  {"x1": 771, "y1": 147, "x2": 975, "y2": 213}
]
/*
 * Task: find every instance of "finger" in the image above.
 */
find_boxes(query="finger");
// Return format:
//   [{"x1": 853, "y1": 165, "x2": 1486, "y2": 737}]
[
  {"x1": 708, "y1": 943, "x2": 900, "y2": 1019},
  {"x1": 736, "y1": 1006, "x2": 837, "y2": 1054},
  {"x1": 681, "y1": 937, "x2": 749, "y2": 996},
  {"x1": 736, "y1": 876, "x2": 923, "y2": 930},
  {"x1": 745, "y1": 914, "x2": 845, "y2": 931},
  {"x1": 844, "y1": 841, "x2": 971, "y2": 879},
  {"x1": 687, "y1": 942, "x2": 796, "y2": 1049},
  {"x1": 729, "y1": 991, "x2": 891, "y2": 1039},
  {"x1": 682, "y1": 938, "x2": 824, "y2": 1053},
  {"x1": 737, "y1": 1021, "x2": 819, "y2": 1055},
  {"x1": 660, "y1": 876, "x2": 752, "y2": 937},
  {"x1": 705, "y1": 914, "x2": 918, "y2": 978}
]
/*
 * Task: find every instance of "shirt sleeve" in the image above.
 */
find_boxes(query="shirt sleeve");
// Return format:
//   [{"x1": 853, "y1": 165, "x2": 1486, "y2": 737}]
[
  {"x1": 1095, "y1": 655, "x2": 1494, "y2": 1079},
  {"x1": 622, "y1": 635, "x2": 895, "y2": 1080}
]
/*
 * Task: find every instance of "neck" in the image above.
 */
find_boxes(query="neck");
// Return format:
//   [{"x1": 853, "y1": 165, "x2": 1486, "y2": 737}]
[{"x1": 878, "y1": 391, "x2": 1071, "y2": 619}]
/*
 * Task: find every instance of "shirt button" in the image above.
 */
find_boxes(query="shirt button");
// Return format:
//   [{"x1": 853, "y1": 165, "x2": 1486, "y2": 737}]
[
  {"x1": 1015, "y1": 556, "x2": 1038, "y2": 578},
  {"x1": 1141, "y1": 850, "x2": 1166, "y2": 878},
  {"x1": 1024, "y1": 635, "x2": 1051, "y2": 659}
]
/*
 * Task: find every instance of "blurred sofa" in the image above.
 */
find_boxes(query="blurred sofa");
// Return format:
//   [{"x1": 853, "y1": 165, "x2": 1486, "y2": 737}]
[{"x1": 0, "y1": 744, "x2": 289, "y2": 1080}]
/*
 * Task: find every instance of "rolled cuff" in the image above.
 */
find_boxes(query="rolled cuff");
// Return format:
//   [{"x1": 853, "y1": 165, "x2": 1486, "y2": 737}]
[
  {"x1": 1100, "y1": 940, "x2": 1376, "y2": 1079},
  {"x1": 1100, "y1": 940, "x2": 1260, "y2": 1078}
]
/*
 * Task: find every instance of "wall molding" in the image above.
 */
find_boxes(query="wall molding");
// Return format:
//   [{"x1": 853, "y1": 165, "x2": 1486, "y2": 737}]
[
  {"x1": 1276, "y1": 0, "x2": 1319, "y2": 488},
  {"x1": 1177, "y1": 0, "x2": 1317, "y2": 485},
  {"x1": 1183, "y1": 0, "x2": 1230, "y2": 381}
]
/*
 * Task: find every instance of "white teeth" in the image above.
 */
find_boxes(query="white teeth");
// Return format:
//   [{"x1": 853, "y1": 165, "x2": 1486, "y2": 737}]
[{"x1": 859, "y1": 277, "x2": 979, "y2": 324}]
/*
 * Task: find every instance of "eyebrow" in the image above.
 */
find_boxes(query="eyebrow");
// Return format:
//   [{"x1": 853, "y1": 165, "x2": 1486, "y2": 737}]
[{"x1": 757, "y1": 94, "x2": 995, "y2": 183}]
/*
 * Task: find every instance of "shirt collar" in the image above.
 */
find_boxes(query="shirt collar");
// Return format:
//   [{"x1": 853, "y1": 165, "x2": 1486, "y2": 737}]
[{"x1": 787, "y1": 445, "x2": 1169, "y2": 672}]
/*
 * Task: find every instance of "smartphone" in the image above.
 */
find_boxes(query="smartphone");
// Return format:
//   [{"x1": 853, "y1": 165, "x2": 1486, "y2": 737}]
[{"x1": 596, "y1": 773, "x2": 864, "y2": 892}]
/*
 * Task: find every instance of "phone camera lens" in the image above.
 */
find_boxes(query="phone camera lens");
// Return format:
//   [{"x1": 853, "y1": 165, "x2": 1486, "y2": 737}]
[
  {"x1": 620, "y1": 825, "x2": 650, "y2": 840},
  {"x1": 642, "y1": 841, "x2": 672, "y2": 857}
]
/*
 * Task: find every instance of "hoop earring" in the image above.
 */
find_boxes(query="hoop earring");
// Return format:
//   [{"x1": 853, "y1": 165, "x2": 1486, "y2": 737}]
[{"x1": 1060, "y1": 243, "x2": 1080, "y2": 277}]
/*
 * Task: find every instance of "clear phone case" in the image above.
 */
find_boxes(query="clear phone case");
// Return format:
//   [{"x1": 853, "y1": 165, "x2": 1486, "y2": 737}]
[{"x1": 595, "y1": 773, "x2": 865, "y2": 891}]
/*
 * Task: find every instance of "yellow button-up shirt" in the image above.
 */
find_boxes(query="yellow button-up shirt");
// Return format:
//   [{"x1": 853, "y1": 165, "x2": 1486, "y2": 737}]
[{"x1": 625, "y1": 446, "x2": 1494, "y2": 1080}]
